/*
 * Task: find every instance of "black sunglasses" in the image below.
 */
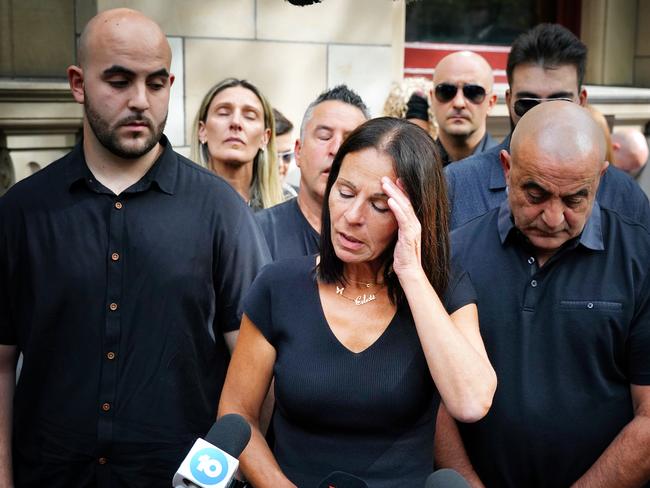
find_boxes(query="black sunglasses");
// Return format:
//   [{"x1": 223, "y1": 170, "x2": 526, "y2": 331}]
[
  {"x1": 434, "y1": 83, "x2": 487, "y2": 104},
  {"x1": 513, "y1": 97, "x2": 574, "y2": 117}
]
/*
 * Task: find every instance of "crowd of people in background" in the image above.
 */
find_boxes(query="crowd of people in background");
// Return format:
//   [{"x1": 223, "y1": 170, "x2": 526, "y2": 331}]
[{"x1": 1, "y1": 7, "x2": 649, "y2": 488}]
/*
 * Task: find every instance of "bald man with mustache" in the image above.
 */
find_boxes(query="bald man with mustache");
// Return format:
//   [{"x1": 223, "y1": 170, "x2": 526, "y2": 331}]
[
  {"x1": 0, "y1": 9, "x2": 269, "y2": 486},
  {"x1": 437, "y1": 102, "x2": 650, "y2": 487}
]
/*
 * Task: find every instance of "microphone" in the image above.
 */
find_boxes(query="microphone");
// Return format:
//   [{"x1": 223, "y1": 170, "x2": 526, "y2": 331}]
[
  {"x1": 172, "y1": 414, "x2": 252, "y2": 488},
  {"x1": 424, "y1": 469, "x2": 471, "y2": 488},
  {"x1": 317, "y1": 471, "x2": 368, "y2": 488}
]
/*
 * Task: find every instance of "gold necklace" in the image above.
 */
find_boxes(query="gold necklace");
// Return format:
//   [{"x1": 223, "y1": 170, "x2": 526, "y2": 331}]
[
  {"x1": 342, "y1": 276, "x2": 384, "y2": 288},
  {"x1": 335, "y1": 284, "x2": 381, "y2": 306}
]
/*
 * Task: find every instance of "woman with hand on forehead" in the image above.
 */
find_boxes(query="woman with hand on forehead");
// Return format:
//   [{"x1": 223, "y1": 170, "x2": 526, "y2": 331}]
[{"x1": 219, "y1": 117, "x2": 496, "y2": 488}]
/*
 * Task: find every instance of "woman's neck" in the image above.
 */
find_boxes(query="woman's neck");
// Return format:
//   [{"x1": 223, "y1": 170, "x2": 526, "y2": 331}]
[
  {"x1": 342, "y1": 261, "x2": 385, "y2": 286},
  {"x1": 210, "y1": 158, "x2": 254, "y2": 202}
]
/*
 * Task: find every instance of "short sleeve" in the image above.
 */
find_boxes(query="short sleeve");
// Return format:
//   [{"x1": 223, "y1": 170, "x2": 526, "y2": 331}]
[
  {"x1": 629, "y1": 271, "x2": 650, "y2": 385},
  {"x1": 242, "y1": 263, "x2": 277, "y2": 345},
  {"x1": 442, "y1": 261, "x2": 477, "y2": 315}
]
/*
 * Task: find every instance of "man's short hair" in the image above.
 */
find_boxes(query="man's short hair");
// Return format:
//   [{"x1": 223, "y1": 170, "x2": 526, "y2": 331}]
[
  {"x1": 273, "y1": 109, "x2": 294, "y2": 136},
  {"x1": 300, "y1": 85, "x2": 370, "y2": 139},
  {"x1": 506, "y1": 23, "x2": 588, "y2": 88}
]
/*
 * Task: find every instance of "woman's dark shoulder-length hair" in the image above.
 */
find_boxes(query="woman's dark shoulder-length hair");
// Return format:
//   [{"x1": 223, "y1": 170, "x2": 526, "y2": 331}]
[{"x1": 318, "y1": 116, "x2": 450, "y2": 305}]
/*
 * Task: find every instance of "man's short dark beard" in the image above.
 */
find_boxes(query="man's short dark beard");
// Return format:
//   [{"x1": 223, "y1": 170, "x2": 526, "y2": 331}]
[{"x1": 84, "y1": 96, "x2": 167, "y2": 159}]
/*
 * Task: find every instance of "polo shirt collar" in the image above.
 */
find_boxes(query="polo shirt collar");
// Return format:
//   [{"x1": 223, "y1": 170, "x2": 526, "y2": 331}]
[
  {"x1": 488, "y1": 134, "x2": 511, "y2": 191},
  {"x1": 66, "y1": 134, "x2": 177, "y2": 195},
  {"x1": 497, "y1": 198, "x2": 605, "y2": 251}
]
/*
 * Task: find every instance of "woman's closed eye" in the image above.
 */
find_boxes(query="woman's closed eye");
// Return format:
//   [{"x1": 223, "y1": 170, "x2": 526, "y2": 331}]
[{"x1": 371, "y1": 200, "x2": 390, "y2": 213}]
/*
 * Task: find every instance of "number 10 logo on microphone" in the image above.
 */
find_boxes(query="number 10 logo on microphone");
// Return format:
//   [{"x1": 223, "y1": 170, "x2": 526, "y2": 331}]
[{"x1": 190, "y1": 448, "x2": 229, "y2": 485}]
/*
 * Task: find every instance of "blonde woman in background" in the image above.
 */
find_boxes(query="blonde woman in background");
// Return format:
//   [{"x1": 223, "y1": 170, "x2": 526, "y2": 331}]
[
  {"x1": 192, "y1": 78, "x2": 284, "y2": 210},
  {"x1": 383, "y1": 77, "x2": 437, "y2": 139}
]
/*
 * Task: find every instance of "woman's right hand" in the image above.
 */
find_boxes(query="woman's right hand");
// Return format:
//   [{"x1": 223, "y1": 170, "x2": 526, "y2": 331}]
[{"x1": 382, "y1": 177, "x2": 425, "y2": 282}]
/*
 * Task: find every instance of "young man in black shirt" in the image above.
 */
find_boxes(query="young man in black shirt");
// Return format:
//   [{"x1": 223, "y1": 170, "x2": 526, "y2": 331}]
[{"x1": 0, "y1": 8, "x2": 269, "y2": 487}]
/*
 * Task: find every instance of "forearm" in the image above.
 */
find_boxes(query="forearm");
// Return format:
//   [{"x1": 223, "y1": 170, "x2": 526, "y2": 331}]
[
  {"x1": 0, "y1": 346, "x2": 16, "y2": 487},
  {"x1": 434, "y1": 404, "x2": 485, "y2": 488},
  {"x1": 218, "y1": 317, "x2": 294, "y2": 488},
  {"x1": 224, "y1": 413, "x2": 295, "y2": 488},
  {"x1": 401, "y1": 271, "x2": 496, "y2": 422},
  {"x1": 572, "y1": 414, "x2": 650, "y2": 488}
]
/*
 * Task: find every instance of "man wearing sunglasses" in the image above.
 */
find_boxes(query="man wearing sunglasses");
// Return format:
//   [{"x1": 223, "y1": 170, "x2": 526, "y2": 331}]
[
  {"x1": 432, "y1": 51, "x2": 498, "y2": 166},
  {"x1": 445, "y1": 23, "x2": 650, "y2": 230}
]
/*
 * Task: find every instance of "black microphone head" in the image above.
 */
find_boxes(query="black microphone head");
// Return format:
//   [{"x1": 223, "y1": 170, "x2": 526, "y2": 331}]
[
  {"x1": 205, "y1": 414, "x2": 252, "y2": 458},
  {"x1": 425, "y1": 469, "x2": 471, "y2": 488},
  {"x1": 317, "y1": 471, "x2": 368, "y2": 488}
]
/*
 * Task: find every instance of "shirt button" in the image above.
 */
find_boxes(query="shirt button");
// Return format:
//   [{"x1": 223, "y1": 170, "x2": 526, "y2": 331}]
[
  {"x1": 530, "y1": 280, "x2": 538, "y2": 287},
  {"x1": 109, "y1": 302, "x2": 118, "y2": 311},
  {"x1": 98, "y1": 457, "x2": 108, "y2": 465},
  {"x1": 114, "y1": 201, "x2": 123, "y2": 209},
  {"x1": 111, "y1": 252, "x2": 120, "y2": 261},
  {"x1": 587, "y1": 302, "x2": 594, "y2": 309},
  {"x1": 106, "y1": 351, "x2": 116, "y2": 360},
  {"x1": 101, "y1": 402, "x2": 111, "y2": 412},
  {"x1": 528, "y1": 257, "x2": 535, "y2": 264}
]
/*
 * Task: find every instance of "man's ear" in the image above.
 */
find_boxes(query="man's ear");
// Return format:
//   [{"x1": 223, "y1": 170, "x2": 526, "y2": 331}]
[
  {"x1": 294, "y1": 139, "x2": 303, "y2": 169},
  {"x1": 578, "y1": 87, "x2": 588, "y2": 107},
  {"x1": 67, "y1": 65, "x2": 85, "y2": 105},
  {"x1": 487, "y1": 92, "x2": 498, "y2": 112},
  {"x1": 600, "y1": 160, "x2": 610, "y2": 177},
  {"x1": 500, "y1": 149, "x2": 512, "y2": 183}
]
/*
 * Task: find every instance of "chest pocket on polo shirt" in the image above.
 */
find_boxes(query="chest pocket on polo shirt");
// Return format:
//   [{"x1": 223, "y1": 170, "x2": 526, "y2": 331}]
[{"x1": 560, "y1": 300, "x2": 623, "y2": 311}]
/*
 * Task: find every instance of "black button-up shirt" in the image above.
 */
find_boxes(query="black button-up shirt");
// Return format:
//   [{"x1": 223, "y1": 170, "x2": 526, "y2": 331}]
[
  {"x1": 0, "y1": 137, "x2": 270, "y2": 486},
  {"x1": 451, "y1": 200, "x2": 650, "y2": 488}
]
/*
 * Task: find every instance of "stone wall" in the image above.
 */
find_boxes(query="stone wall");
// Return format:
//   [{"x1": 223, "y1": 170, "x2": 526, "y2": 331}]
[{"x1": 0, "y1": 0, "x2": 405, "y2": 188}]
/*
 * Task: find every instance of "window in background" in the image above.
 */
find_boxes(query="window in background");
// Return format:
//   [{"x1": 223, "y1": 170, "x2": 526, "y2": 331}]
[{"x1": 405, "y1": 0, "x2": 580, "y2": 46}]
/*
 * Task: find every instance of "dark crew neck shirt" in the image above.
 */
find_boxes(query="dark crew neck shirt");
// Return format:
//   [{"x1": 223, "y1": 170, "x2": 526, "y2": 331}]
[
  {"x1": 255, "y1": 197, "x2": 320, "y2": 260},
  {"x1": 244, "y1": 255, "x2": 476, "y2": 488},
  {"x1": 435, "y1": 132, "x2": 498, "y2": 167},
  {"x1": 0, "y1": 136, "x2": 270, "y2": 487},
  {"x1": 451, "y1": 201, "x2": 650, "y2": 488}
]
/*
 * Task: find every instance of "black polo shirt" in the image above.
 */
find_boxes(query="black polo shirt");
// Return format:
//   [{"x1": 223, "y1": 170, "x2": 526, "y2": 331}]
[
  {"x1": 0, "y1": 137, "x2": 270, "y2": 487},
  {"x1": 451, "y1": 201, "x2": 650, "y2": 488},
  {"x1": 255, "y1": 197, "x2": 319, "y2": 261}
]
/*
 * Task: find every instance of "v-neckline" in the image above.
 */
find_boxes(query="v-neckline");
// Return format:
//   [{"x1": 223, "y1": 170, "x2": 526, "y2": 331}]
[{"x1": 311, "y1": 258, "x2": 398, "y2": 355}]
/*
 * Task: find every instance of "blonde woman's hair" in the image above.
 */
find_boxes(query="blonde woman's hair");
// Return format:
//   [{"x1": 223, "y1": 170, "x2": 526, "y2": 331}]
[
  {"x1": 191, "y1": 78, "x2": 284, "y2": 210},
  {"x1": 383, "y1": 77, "x2": 437, "y2": 139}
]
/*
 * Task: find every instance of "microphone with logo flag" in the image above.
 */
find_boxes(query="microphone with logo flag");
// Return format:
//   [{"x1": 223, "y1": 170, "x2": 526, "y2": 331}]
[
  {"x1": 172, "y1": 413, "x2": 252, "y2": 488},
  {"x1": 424, "y1": 469, "x2": 472, "y2": 488},
  {"x1": 317, "y1": 471, "x2": 368, "y2": 488}
]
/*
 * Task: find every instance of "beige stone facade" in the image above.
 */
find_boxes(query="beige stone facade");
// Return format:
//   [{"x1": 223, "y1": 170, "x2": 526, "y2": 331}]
[{"x1": 0, "y1": 0, "x2": 406, "y2": 192}]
